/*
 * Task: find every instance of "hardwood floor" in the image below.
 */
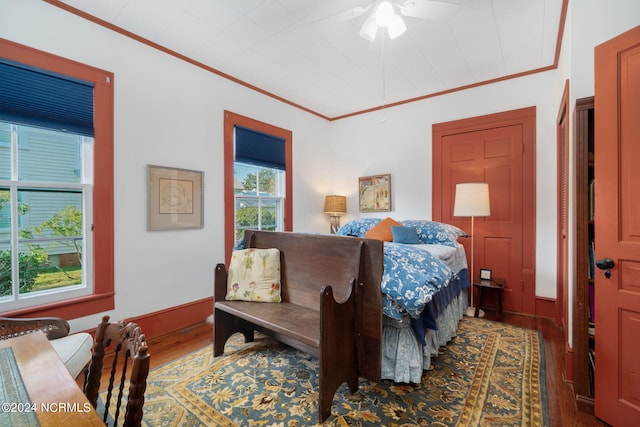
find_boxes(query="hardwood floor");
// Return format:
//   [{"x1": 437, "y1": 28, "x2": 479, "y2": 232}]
[{"x1": 89, "y1": 313, "x2": 607, "y2": 426}]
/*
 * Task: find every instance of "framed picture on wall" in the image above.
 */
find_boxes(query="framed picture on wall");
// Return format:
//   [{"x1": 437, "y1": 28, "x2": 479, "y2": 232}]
[
  {"x1": 359, "y1": 174, "x2": 391, "y2": 212},
  {"x1": 147, "y1": 165, "x2": 203, "y2": 231},
  {"x1": 480, "y1": 268, "x2": 492, "y2": 281}
]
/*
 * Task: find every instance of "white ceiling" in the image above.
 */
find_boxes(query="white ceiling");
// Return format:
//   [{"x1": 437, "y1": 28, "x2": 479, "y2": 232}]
[{"x1": 55, "y1": 0, "x2": 564, "y2": 119}]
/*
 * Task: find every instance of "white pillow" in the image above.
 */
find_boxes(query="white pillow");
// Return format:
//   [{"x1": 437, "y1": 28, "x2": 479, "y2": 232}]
[{"x1": 226, "y1": 248, "x2": 281, "y2": 302}]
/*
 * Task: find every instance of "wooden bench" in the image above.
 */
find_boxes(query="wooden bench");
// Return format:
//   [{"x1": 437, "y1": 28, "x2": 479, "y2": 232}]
[{"x1": 214, "y1": 230, "x2": 383, "y2": 422}]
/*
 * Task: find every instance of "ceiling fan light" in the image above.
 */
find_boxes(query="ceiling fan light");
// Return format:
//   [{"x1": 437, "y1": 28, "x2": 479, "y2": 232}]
[
  {"x1": 360, "y1": 14, "x2": 378, "y2": 41},
  {"x1": 387, "y1": 14, "x2": 407, "y2": 39},
  {"x1": 375, "y1": 1, "x2": 395, "y2": 27}
]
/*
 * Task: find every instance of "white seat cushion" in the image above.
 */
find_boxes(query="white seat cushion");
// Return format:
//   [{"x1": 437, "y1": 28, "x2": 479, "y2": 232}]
[{"x1": 50, "y1": 332, "x2": 93, "y2": 379}]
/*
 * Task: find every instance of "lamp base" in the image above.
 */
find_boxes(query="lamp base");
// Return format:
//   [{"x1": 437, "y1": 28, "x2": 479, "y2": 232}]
[
  {"x1": 464, "y1": 306, "x2": 485, "y2": 318},
  {"x1": 329, "y1": 216, "x2": 341, "y2": 234}
]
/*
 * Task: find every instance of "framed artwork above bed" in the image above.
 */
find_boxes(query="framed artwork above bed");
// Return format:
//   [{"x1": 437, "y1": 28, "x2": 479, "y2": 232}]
[{"x1": 359, "y1": 174, "x2": 391, "y2": 212}]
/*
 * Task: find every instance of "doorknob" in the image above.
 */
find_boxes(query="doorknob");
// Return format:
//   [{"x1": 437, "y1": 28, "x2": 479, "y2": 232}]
[{"x1": 596, "y1": 257, "x2": 615, "y2": 279}]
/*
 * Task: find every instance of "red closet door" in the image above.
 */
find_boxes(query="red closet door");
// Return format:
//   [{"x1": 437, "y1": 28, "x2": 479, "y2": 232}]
[
  {"x1": 594, "y1": 25, "x2": 640, "y2": 426},
  {"x1": 433, "y1": 107, "x2": 536, "y2": 315}
]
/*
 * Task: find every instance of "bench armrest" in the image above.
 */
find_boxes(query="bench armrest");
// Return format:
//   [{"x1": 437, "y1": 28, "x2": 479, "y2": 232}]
[{"x1": 214, "y1": 263, "x2": 228, "y2": 301}]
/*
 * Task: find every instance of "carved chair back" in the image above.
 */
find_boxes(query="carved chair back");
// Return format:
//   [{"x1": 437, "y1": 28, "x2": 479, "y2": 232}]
[{"x1": 84, "y1": 315, "x2": 150, "y2": 427}]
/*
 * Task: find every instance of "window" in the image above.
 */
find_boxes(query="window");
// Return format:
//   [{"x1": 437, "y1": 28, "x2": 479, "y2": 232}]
[
  {"x1": 0, "y1": 123, "x2": 92, "y2": 310},
  {"x1": 0, "y1": 39, "x2": 114, "y2": 318},
  {"x1": 233, "y1": 125, "x2": 286, "y2": 241},
  {"x1": 223, "y1": 111, "x2": 292, "y2": 260},
  {"x1": 234, "y1": 163, "x2": 284, "y2": 241}
]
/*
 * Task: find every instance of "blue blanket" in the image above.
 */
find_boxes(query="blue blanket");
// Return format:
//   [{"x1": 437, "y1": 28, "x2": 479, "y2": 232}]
[{"x1": 381, "y1": 242, "x2": 455, "y2": 320}]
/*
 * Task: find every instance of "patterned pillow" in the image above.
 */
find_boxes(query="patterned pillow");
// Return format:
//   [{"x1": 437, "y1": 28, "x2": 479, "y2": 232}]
[
  {"x1": 226, "y1": 248, "x2": 281, "y2": 302},
  {"x1": 400, "y1": 220, "x2": 466, "y2": 247},
  {"x1": 391, "y1": 226, "x2": 421, "y2": 244},
  {"x1": 335, "y1": 218, "x2": 382, "y2": 237},
  {"x1": 365, "y1": 217, "x2": 402, "y2": 241}
]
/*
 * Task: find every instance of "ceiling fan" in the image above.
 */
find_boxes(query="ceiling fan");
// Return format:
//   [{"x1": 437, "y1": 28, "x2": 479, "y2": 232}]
[{"x1": 340, "y1": 0, "x2": 463, "y2": 41}]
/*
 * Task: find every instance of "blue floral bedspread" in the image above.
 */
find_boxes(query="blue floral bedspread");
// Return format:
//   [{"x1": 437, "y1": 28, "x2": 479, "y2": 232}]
[{"x1": 382, "y1": 242, "x2": 454, "y2": 320}]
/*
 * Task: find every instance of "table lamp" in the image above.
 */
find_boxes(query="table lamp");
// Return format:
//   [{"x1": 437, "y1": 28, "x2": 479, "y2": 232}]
[{"x1": 324, "y1": 195, "x2": 346, "y2": 234}]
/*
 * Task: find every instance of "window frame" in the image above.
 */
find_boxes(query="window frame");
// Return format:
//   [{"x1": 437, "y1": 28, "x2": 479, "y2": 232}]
[
  {"x1": 0, "y1": 38, "x2": 114, "y2": 319},
  {"x1": 234, "y1": 163, "x2": 285, "y2": 240},
  {"x1": 224, "y1": 111, "x2": 292, "y2": 262}
]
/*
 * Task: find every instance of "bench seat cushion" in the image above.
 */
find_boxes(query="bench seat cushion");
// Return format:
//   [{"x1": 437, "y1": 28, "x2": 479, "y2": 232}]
[{"x1": 216, "y1": 300, "x2": 320, "y2": 349}]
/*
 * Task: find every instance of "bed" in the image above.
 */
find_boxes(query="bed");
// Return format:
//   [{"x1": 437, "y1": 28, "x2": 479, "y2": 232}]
[{"x1": 336, "y1": 218, "x2": 470, "y2": 384}]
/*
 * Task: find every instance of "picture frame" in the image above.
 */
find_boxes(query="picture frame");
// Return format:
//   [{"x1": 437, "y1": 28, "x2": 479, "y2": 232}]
[
  {"x1": 147, "y1": 165, "x2": 203, "y2": 231},
  {"x1": 359, "y1": 174, "x2": 391, "y2": 212},
  {"x1": 480, "y1": 268, "x2": 492, "y2": 281}
]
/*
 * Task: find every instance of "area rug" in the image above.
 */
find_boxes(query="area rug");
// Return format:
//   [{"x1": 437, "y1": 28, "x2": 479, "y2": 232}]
[{"x1": 137, "y1": 318, "x2": 548, "y2": 426}]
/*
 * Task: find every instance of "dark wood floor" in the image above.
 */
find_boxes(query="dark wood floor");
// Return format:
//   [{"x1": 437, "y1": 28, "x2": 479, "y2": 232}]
[{"x1": 97, "y1": 312, "x2": 607, "y2": 427}]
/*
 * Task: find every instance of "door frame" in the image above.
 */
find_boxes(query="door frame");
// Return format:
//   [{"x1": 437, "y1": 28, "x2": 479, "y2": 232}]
[
  {"x1": 432, "y1": 106, "x2": 537, "y2": 315},
  {"x1": 556, "y1": 80, "x2": 570, "y2": 360}
]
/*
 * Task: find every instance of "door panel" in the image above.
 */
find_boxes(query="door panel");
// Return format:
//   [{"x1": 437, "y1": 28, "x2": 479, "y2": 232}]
[
  {"x1": 620, "y1": 308, "x2": 640, "y2": 406},
  {"x1": 484, "y1": 236, "x2": 515, "y2": 307},
  {"x1": 594, "y1": 25, "x2": 640, "y2": 426},
  {"x1": 440, "y1": 125, "x2": 524, "y2": 312}
]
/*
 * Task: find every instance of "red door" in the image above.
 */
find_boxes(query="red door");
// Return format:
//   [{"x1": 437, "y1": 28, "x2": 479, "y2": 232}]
[
  {"x1": 594, "y1": 25, "x2": 640, "y2": 426},
  {"x1": 433, "y1": 107, "x2": 536, "y2": 315}
]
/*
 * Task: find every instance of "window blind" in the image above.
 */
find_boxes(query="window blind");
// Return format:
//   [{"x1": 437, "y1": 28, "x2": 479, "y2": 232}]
[
  {"x1": 0, "y1": 58, "x2": 94, "y2": 137},
  {"x1": 235, "y1": 125, "x2": 285, "y2": 170}
]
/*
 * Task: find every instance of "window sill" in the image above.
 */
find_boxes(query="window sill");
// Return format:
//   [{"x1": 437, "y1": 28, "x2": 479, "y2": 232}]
[{"x1": 0, "y1": 292, "x2": 115, "y2": 321}]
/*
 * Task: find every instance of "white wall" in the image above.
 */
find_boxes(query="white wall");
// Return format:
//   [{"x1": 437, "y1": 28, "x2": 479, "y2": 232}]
[
  {"x1": 2, "y1": 0, "x2": 638, "y2": 333},
  {"x1": 328, "y1": 70, "x2": 564, "y2": 299},
  {"x1": 571, "y1": 0, "x2": 640, "y2": 101},
  {"x1": 1, "y1": 0, "x2": 334, "y2": 332}
]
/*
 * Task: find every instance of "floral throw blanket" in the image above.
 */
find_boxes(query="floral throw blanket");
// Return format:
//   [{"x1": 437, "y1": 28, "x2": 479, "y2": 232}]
[{"x1": 382, "y1": 242, "x2": 454, "y2": 320}]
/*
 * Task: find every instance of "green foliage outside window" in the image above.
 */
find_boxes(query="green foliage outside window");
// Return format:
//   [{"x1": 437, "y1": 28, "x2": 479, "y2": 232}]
[
  {"x1": 0, "y1": 194, "x2": 82, "y2": 296},
  {"x1": 0, "y1": 249, "x2": 48, "y2": 297},
  {"x1": 241, "y1": 168, "x2": 276, "y2": 194}
]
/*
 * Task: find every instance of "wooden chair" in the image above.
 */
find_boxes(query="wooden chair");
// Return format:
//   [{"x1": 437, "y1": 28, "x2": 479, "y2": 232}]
[
  {"x1": 84, "y1": 315, "x2": 150, "y2": 427},
  {"x1": 0, "y1": 316, "x2": 93, "y2": 380}
]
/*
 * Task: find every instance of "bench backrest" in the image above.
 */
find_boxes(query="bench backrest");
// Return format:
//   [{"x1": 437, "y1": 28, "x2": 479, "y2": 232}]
[{"x1": 244, "y1": 230, "x2": 363, "y2": 311}]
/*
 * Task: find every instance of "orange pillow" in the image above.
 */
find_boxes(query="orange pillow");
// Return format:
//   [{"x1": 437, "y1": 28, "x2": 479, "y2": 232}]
[{"x1": 365, "y1": 217, "x2": 401, "y2": 241}]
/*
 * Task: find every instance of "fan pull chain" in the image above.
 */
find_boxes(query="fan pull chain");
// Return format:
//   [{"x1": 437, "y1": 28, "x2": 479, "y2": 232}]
[{"x1": 381, "y1": 35, "x2": 386, "y2": 107}]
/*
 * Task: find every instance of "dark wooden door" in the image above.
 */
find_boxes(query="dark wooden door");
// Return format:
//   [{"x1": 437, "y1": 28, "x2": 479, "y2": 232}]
[
  {"x1": 433, "y1": 107, "x2": 536, "y2": 315},
  {"x1": 594, "y1": 25, "x2": 640, "y2": 426}
]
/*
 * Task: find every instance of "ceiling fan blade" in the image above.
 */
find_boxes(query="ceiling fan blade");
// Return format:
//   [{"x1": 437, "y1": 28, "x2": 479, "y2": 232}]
[
  {"x1": 307, "y1": 3, "x2": 372, "y2": 25},
  {"x1": 398, "y1": 0, "x2": 461, "y2": 21}
]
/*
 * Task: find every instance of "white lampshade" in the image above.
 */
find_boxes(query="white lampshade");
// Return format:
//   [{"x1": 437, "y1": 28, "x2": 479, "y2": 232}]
[
  {"x1": 387, "y1": 14, "x2": 407, "y2": 39},
  {"x1": 359, "y1": 14, "x2": 378, "y2": 41},
  {"x1": 453, "y1": 183, "x2": 490, "y2": 217},
  {"x1": 375, "y1": 1, "x2": 395, "y2": 27}
]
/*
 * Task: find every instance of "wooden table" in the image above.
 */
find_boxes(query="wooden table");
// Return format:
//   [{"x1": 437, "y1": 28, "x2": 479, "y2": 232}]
[
  {"x1": 0, "y1": 331, "x2": 103, "y2": 426},
  {"x1": 474, "y1": 278, "x2": 505, "y2": 320}
]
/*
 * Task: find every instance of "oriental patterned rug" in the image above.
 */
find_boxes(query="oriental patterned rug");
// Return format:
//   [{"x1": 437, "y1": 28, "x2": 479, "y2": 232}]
[{"x1": 136, "y1": 318, "x2": 548, "y2": 426}]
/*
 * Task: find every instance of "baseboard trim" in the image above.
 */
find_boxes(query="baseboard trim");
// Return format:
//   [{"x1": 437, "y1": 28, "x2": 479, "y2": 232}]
[
  {"x1": 535, "y1": 296, "x2": 556, "y2": 319},
  {"x1": 576, "y1": 394, "x2": 595, "y2": 415},
  {"x1": 98, "y1": 297, "x2": 213, "y2": 340},
  {"x1": 565, "y1": 343, "x2": 574, "y2": 382}
]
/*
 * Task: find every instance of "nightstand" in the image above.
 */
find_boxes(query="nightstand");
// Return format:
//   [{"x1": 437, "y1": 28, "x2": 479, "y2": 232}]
[{"x1": 473, "y1": 278, "x2": 505, "y2": 320}]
